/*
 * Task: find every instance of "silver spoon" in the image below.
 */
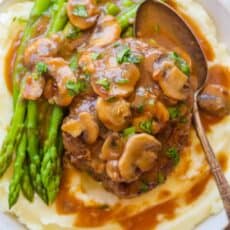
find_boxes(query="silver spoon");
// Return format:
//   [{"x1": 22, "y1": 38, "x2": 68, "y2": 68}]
[{"x1": 135, "y1": 0, "x2": 230, "y2": 227}]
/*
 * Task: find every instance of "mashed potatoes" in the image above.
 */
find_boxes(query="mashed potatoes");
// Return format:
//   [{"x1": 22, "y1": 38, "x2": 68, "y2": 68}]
[{"x1": 0, "y1": 0, "x2": 230, "y2": 229}]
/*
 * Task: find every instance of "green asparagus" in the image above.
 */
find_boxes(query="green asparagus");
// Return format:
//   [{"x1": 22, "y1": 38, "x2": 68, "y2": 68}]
[
  {"x1": 0, "y1": 98, "x2": 26, "y2": 177},
  {"x1": 8, "y1": 133, "x2": 27, "y2": 208},
  {"x1": 21, "y1": 163, "x2": 34, "y2": 202},
  {"x1": 7, "y1": 0, "x2": 55, "y2": 207},
  {"x1": 13, "y1": 0, "x2": 54, "y2": 106},
  {"x1": 41, "y1": 106, "x2": 64, "y2": 204},
  {"x1": 117, "y1": 3, "x2": 139, "y2": 31},
  {"x1": 26, "y1": 0, "x2": 67, "y2": 203}
]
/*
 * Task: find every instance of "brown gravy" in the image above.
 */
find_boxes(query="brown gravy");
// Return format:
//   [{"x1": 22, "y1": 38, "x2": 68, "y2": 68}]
[
  {"x1": 4, "y1": 32, "x2": 22, "y2": 94},
  {"x1": 218, "y1": 152, "x2": 229, "y2": 172},
  {"x1": 185, "y1": 172, "x2": 211, "y2": 204}
]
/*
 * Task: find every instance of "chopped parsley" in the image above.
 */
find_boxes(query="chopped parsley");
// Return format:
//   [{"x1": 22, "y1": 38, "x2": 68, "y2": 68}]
[
  {"x1": 137, "y1": 104, "x2": 144, "y2": 113},
  {"x1": 168, "y1": 52, "x2": 190, "y2": 76},
  {"x1": 168, "y1": 107, "x2": 180, "y2": 120},
  {"x1": 73, "y1": 5, "x2": 88, "y2": 18},
  {"x1": 116, "y1": 45, "x2": 143, "y2": 64},
  {"x1": 35, "y1": 62, "x2": 48, "y2": 75},
  {"x1": 91, "y1": 52, "x2": 102, "y2": 60},
  {"x1": 96, "y1": 78, "x2": 110, "y2": 91},
  {"x1": 139, "y1": 181, "x2": 149, "y2": 193},
  {"x1": 66, "y1": 80, "x2": 86, "y2": 96},
  {"x1": 139, "y1": 120, "x2": 152, "y2": 134},
  {"x1": 123, "y1": 127, "x2": 136, "y2": 138},
  {"x1": 69, "y1": 55, "x2": 78, "y2": 72},
  {"x1": 115, "y1": 78, "x2": 129, "y2": 84},
  {"x1": 166, "y1": 147, "x2": 180, "y2": 165},
  {"x1": 157, "y1": 172, "x2": 165, "y2": 184},
  {"x1": 65, "y1": 24, "x2": 81, "y2": 39}
]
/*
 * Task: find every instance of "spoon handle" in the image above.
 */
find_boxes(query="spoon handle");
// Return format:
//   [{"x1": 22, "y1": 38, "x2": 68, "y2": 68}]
[{"x1": 193, "y1": 93, "x2": 230, "y2": 220}]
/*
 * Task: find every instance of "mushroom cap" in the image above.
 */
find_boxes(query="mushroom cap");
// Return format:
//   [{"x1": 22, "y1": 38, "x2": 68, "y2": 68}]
[
  {"x1": 90, "y1": 15, "x2": 121, "y2": 47},
  {"x1": 24, "y1": 37, "x2": 59, "y2": 68},
  {"x1": 118, "y1": 134, "x2": 161, "y2": 181},
  {"x1": 61, "y1": 112, "x2": 99, "y2": 144},
  {"x1": 198, "y1": 84, "x2": 230, "y2": 117},
  {"x1": 67, "y1": 0, "x2": 99, "y2": 30},
  {"x1": 100, "y1": 133, "x2": 124, "y2": 160},
  {"x1": 96, "y1": 97, "x2": 132, "y2": 131},
  {"x1": 22, "y1": 73, "x2": 45, "y2": 100},
  {"x1": 44, "y1": 57, "x2": 76, "y2": 106},
  {"x1": 91, "y1": 63, "x2": 140, "y2": 98},
  {"x1": 158, "y1": 66, "x2": 188, "y2": 101}
]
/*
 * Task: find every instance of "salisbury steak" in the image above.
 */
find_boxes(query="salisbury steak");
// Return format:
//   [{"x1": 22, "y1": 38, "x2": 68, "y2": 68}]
[{"x1": 62, "y1": 39, "x2": 193, "y2": 197}]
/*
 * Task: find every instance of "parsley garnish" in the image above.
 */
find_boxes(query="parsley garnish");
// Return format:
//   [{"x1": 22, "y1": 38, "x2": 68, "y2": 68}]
[
  {"x1": 166, "y1": 147, "x2": 180, "y2": 165},
  {"x1": 66, "y1": 80, "x2": 86, "y2": 96},
  {"x1": 91, "y1": 52, "x2": 101, "y2": 60},
  {"x1": 123, "y1": 127, "x2": 136, "y2": 137},
  {"x1": 96, "y1": 78, "x2": 110, "y2": 91},
  {"x1": 139, "y1": 181, "x2": 149, "y2": 193},
  {"x1": 168, "y1": 52, "x2": 190, "y2": 76},
  {"x1": 137, "y1": 104, "x2": 144, "y2": 113},
  {"x1": 157, "y1": 172, "x2": 165, "y2": 184},
  {"x1": 168, "y1": 107, "x2": 180, "y2": 120},
  {"x1": 139, "y1": 120, "x2": 152, "y2": 134},
  {"x1": 116, "y1": 45, "x2": 143, "y2": 64},
  {"x1": 35, "y1": 62, "x2": 48, "y2": 75},
  {"x1": 69, "y1": 55, "x2": 78, "y2": 72},
  {"x1": 65, "y1": 25, "x2": 81, "y2": 39},
  {"x1": 73, "y1": 5, "x2": 88, "y2": 18},
  {"x1": 115, "y1": 78, "x2": 129, "y2": 84}
]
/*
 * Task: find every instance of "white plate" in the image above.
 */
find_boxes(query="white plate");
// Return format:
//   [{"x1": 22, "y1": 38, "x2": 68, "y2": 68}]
[{"x1": 0, "y1": 0, "x2": 230, "y2": 229}]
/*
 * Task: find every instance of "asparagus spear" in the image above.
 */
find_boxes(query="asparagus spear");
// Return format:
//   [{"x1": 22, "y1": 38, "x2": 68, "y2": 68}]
[
  {"x1": 26, "y1": 0, "x2": 67, "y2": 202},
  {"x1": 0, "y1": 0, "x2": 53, "y2": 178},
  {"x1": 41, "y1": 106, "x2": 64, "y2": 204},
  {"x1": 117, "y1": 3, "x2": 139, "y2": 32},
  {"x1": 21, "y1": 163, "x2": 34, "y2": 202},
  {"x1": 13, "y1": 0, "x2": 54, "y2": 106},
  {"x1": 6, "y1": 1, "x2": 55, "y2": 207},
  {"x1": 0, "y1": 98, "x2": 26, "y2": 177},
  {"x1": 26, "y1": 100, "x2": 48, "y2": 202},
  {"x1": 8, "y1": 133, "x2": 27, "y2": 208}
]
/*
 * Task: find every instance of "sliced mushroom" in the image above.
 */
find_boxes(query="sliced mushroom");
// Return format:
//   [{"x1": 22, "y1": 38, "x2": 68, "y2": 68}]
[
  {"x1": 153, "y1": 101, "x2": 169, "y2": 123},
  {"x1": 90, "y1": 15, "x2": 121, "y2": 47},
  {"x1": 118, "y1": 134, "x2": 161, "y2": 181},
  {"x1": 62, "y1": 112, "x2": 99, "y2": 144},
  {"x1": 22, "y1": 73, "x2": 45, "y2": 100},
  {"x1": 198, "y1": 84, "x2": 230, "y2": 117},
  {"x1": 96, "y1": 97, "x2": 131, "y2": 131},
  {"x1": 158, "y1": 66, "x2": 188, "y2": 101},
  {"x1": 44, "y1": 58, "x2": 76, "y2": 106},
  {"x1": 91, "y1": 63, "x2": 140, "y2": 98},
  {"x1": 100, "y1": 133, "x2": 124, "y2": 160},
  {"x1": 24, "y1": 36, "x2": 60, "y2": 68},
  {"x1": 67, "y1": 0, "x2": 99, "y2": 30}
]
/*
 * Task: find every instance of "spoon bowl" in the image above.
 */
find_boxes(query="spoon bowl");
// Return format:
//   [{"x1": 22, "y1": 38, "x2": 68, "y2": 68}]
[{"x1": 135, "y1": 0, "x2": 230, "y2": 227}]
